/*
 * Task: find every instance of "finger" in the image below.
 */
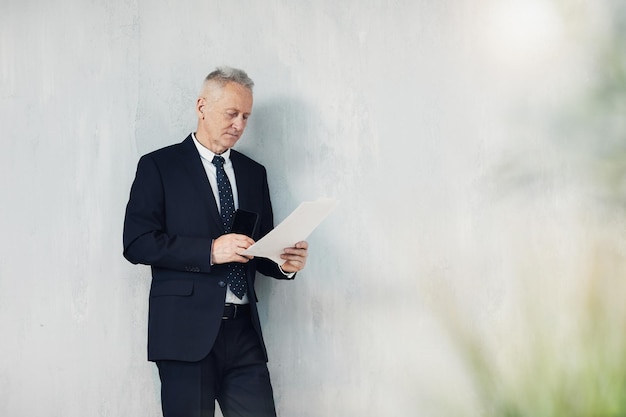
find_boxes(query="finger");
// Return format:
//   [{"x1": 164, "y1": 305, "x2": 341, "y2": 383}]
[
  {"x1": 283, "y1": 247, "x2": 306, "y2": 256},
  {"x1": 280, "y1": 255, "x2": 304, "y2": 265},
  {"x1": 227, "y1": 233, "x2": 254, "y2": 242},
  {"x1": 280, "y1": 261, "x2": 300, "y2": 273},
  {"x1": 295, "y1": 241, "x2": 308, "y2": 249},
  {"x1": 235, "y1": 246, "x2": 254, "y2": 260},
  {"x1": 286, "y1": 242, "x2": 307, "y2": 251}
]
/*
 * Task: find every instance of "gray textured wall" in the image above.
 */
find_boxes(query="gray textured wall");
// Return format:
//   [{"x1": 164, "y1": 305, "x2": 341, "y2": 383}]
[{"x1": 0, "y1": 0, "x2": 607, "y2": 415}]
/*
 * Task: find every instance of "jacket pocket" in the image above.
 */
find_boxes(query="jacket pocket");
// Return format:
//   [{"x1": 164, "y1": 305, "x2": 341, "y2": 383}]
[{"x1": 150, "y1": 280, "x2": 194, "y2": 297}]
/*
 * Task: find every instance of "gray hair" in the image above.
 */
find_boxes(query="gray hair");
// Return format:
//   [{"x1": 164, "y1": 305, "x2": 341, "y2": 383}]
[{"x1": 203, "y1": 66, "x2": 254, "y2": 92}]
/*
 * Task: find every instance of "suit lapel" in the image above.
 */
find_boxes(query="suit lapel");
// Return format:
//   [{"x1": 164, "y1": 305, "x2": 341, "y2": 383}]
[
  {"x1": 231, "y1": 150, "x2": 252, "y2": 210},
  {"x1": 177, "y1": 135, "x2": 224, "y2": 231}
]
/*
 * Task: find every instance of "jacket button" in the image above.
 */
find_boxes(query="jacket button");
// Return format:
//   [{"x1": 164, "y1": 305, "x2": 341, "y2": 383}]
[{"x1": 218, "y1": 281, "x2": 226, "y2": 288}]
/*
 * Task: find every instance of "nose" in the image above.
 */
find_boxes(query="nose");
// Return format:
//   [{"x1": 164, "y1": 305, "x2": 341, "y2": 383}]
[{"x1": 232, "y1": 115, "x2": 247, "y2": 131}]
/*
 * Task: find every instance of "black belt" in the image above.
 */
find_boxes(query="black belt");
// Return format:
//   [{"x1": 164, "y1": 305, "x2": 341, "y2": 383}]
[{"x1": 222, "y1": 303, "x2": 250, "y2": 320}]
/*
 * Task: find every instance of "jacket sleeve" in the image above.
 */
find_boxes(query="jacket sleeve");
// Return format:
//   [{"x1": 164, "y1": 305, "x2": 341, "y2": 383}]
[
  {"x1": 253, "y1": 165, "x2": 296, "y2": 280},
  {"x1": 122, "y1": 154, "x2": 214, "y2": 273}
]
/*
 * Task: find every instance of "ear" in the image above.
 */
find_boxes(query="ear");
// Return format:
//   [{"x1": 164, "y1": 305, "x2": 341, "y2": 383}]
[{"x1": 196, "y1": 97, "x2": 206, "y2": 117}]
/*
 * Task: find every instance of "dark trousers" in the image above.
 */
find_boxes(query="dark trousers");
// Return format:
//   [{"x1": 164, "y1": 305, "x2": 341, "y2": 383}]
[{"x1": 156, "y1": 315, "x2": 277, "y2": 417}]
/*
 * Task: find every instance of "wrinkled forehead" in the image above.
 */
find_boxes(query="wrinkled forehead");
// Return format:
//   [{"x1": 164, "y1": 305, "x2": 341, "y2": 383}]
[{"x1": 205, "y1": 82, "x2": 253, "y2": 112}]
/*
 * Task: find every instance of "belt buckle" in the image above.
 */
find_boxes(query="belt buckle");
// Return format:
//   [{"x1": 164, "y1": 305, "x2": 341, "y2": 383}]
[{"x1": 222, "y1": 303, "x2": 238, "y2": 320}]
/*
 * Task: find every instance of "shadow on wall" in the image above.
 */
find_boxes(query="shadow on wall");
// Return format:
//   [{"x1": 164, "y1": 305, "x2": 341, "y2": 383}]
[
  {"x1": 240, "y1": 95, "x2": 320, "y2": 206},
  {"x1": 239, "y1": 95, "x2": 322, "y2": 299}
]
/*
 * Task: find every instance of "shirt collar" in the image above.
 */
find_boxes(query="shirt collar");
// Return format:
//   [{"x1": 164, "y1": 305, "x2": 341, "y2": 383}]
[{"x1": 191, "y1": 132, "x2": 232, "y2": 162}]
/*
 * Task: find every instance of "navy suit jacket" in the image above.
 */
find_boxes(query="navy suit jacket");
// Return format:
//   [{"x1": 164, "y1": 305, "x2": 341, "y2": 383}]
[{"x1": 123, "y1": 135, "x2": 291, "y2": 362}]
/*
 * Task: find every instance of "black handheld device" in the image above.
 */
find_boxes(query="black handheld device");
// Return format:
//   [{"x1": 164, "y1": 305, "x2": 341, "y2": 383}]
[{"x1": 230, "y1": 209, "x2": 259, "y2": 237}]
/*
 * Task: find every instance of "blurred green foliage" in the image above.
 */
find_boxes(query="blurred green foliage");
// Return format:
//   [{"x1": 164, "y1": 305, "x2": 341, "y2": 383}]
[
  {"x1": 449, "y1": 240, "x2": 626, "y2": 417},
  {"x1": 563, "y1": 0, "x2": 626, "y2": 208},
  {"x1": 446, "y1": 1, "x2": 626, "y2": 416}
]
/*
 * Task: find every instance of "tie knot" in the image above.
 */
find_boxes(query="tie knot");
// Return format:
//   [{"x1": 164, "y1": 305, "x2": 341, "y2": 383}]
[{"x1": 212, "y1": 155, "x2": 225, "y2": 168}]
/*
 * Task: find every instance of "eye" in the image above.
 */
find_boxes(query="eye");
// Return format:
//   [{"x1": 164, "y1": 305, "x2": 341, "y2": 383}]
[{"x1": 225, "y1": 111, "x2": 237, "y2": 119}]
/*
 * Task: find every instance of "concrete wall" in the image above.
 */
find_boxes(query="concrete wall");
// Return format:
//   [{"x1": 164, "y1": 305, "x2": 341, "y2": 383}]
[{"x1": 0, "y1": 0, "x2": 608, "y2": 415}]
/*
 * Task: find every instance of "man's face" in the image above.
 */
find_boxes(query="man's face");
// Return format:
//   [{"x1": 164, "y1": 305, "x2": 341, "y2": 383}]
[{"x1": 196, "y1": 81, "x2": 253, "y2": 154}]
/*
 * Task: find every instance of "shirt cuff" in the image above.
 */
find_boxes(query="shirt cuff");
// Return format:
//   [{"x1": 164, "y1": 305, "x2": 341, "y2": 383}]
[{"x1": 278, "y1": 264, "x2": 296, "y2": 278}]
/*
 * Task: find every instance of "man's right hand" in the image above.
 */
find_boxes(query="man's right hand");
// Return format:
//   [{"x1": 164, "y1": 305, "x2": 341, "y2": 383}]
[{"x1": 211, "y1": 234, "x2": 255, "y2": 264}]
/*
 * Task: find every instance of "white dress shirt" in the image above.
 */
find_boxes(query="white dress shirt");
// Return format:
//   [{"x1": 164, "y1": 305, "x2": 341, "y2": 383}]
[{"x1": 192, "y1": 133, "x2": 250, "y2": 304}]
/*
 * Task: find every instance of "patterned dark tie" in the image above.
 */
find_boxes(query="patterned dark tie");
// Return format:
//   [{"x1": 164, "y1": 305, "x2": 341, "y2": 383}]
[{"x1": 212, "y1": 155, "x2": 247, "y2": 299}]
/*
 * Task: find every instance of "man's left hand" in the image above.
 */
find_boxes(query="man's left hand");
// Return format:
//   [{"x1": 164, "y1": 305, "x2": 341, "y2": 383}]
[{"x1": 280, "y1": 241, "x2": 309, "y2": 273}]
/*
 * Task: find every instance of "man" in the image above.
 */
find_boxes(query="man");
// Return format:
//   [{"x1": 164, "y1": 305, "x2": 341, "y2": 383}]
[{"x1": 123, "y1": 67, "x2": 308, "y2": 417}]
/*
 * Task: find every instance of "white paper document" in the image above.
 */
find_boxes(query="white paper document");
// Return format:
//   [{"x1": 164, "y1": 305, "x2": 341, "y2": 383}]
[{"x1": 242, "y1": 198, "x2": 338, "y2": 264}]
